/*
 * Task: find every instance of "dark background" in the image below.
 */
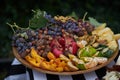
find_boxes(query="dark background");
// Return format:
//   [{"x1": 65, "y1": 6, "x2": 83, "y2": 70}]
[{"x1": 0, "y1": 0, "x2": 120, "y2": 79}]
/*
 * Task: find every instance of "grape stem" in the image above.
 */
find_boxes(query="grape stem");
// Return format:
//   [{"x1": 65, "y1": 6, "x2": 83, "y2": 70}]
[
  {"x1": 7, "y1": 22, "x2": 16, "y2": 33},
  {"x1": 7, "y1": 22, "x2": 30, "y2": 34},
  {"x1": 13, "y1": 23, "x2": 29, "y2": 30},
  {"x1": 82, "y1": 12, "x2": 88, "y2": 22}
]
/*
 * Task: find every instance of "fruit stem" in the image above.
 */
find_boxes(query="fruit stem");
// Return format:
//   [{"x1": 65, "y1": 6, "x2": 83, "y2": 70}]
[
  {"x1": 14, "y1": 23, "x2": 29, "y2": 30},
  {"x1": 7, "y1": 22, "x2": 30, "y2": 34},
  {"x1": 82, "y1": 12, "x2": 88, "y2": 22},
  {"x1": 7, "y1": 22, "x2": 16, "y2": 33}
]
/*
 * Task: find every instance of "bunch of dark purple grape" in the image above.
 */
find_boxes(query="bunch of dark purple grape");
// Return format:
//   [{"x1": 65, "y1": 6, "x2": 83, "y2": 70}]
[
  {"x1": 44, "y1": 15, "x2": 95, "y2": 37},
  {"x1": 12, "y1": 29, "x2": 37, "y2": 57},
  {"x1": 12, "y1": 27, "x2": 54, "y2": 58}
]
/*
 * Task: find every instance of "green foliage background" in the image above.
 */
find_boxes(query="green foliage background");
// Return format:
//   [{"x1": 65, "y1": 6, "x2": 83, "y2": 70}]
[{"x1": 0, "y1": 0, "x2": 120, "y2": 58}]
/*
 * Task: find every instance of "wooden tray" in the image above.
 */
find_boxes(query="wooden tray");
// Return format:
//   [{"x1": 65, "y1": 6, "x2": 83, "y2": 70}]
[{"x1": 13, "y1": 43, "x2": 119, "y2": 75}]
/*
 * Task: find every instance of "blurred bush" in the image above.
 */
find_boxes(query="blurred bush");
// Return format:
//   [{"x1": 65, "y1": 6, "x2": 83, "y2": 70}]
[{"x1": 0, "y1": 0, "x2": 120, "y2": 58}]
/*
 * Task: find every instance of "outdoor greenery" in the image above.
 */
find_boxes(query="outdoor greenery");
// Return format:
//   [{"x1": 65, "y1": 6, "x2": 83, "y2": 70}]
[{"x1": 0, "y1": 0, "x2": 120, "y2": 58}]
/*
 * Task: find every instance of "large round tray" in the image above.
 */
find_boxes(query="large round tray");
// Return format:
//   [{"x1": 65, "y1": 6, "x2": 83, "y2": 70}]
[{"x1": 13, "y1": 43, "x2": 119, "y2": 75}]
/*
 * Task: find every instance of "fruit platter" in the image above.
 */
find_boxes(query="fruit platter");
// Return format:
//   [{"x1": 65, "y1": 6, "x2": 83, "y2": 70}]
[{"x1": 9, "y1": 9, "x2": 120, "y2": 75}]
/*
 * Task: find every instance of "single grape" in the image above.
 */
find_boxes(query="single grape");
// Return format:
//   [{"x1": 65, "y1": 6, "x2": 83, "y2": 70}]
[{"x1": 19, "y1": 38, "x2": 25, "y2": 42}]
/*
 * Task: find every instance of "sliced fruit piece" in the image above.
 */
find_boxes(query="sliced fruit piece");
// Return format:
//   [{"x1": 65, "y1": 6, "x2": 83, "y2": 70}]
[
  {"x1": 93, "y1": 51, "x2": 100, "y2": 57},
  {"x1": 53, "y1": 48, "x2": 62, "y2": 58},
  {"x1": 67, "y1": 61, "x2": 79, "y2": 71},
  {"x1": 77, "y1": 40, "x2": 87, "y2": 48},
  {"x1": 77, "y1": 46, "x2": 97, "y2": 58},
  {"x1": 47, "y1": 52, "x2": 56, "y2": 60},
  {"x1": 58, "y1": 37, "x2": 65, "y2": 48},
  {"x1": 77, "y1": 48, "x2": 87, "y2": 58},
  {"x1": 92, "y1": 23, "x2": 106, "y2": 35},
  {"x1": 107, "y1": 40, "x2": 118, "y2": 51},
  {"x1": 68, "y1": 54, "x2": 76, "y2": 59},
  {"x1": 71, "y1": 42, "x2": 78, "y2": 55},
  {"x1": 65, "y1": 37, "x2": 78, "y2": 55},
  {"x1": 31, "y1": 47, "x2": 45, "y2": 61},
  {"x1": 84, "y1": 58, "x2": 98, "y2": 69},
  {"x1": 77, "y1": 64, "x2": 86, "y2": 70},
  {"x1": 94, "y1": 57, "x2": 108, "y2": 64},
  {"x1": 102, "y1": 48, "x2": 109, "y2": 53},
  {"x1": 25, "y1": 55, "x2": 41, "y2": 67},
  {"x1": 88, "y1": 46, "x2": 97, "y2": 56},
  {"x1": 59, "y1": 54, "x2": 70, "y2": 62},
  {"x1": 56, "y1": 67, "x2": 63, "y2": 72},
  {"x1": 92, "y1": 43, "x2": 99, "y2": 48},
  {"x1": 81, "y1": 57, "x2": 93, "y2": 62}
]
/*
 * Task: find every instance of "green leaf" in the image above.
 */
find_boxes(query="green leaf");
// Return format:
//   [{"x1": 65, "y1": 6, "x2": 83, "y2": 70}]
[
  {"x1": 88, "y1": 17, "x2": 102, "y2": 27},
  {"x1": 103, "y1": 49, "x2": 114, "y2": 58},
  {"x1": 68, "y1": 11, "x2": 78, "y2": 20},
  {"x1": 29, "y1": 9, "x2": 48, "y2": 29},
  {"x1": 97, "y1": 49, "x2": 113, "y2": 58},
  {"x1": 97, "y1": 52, "x2": 104, "y2": 57}
]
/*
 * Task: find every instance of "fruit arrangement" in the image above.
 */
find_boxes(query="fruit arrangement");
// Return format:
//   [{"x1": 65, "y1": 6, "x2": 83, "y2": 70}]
[{"x1": 9, "y1": 10, "x2": 119, "y2": 72}]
